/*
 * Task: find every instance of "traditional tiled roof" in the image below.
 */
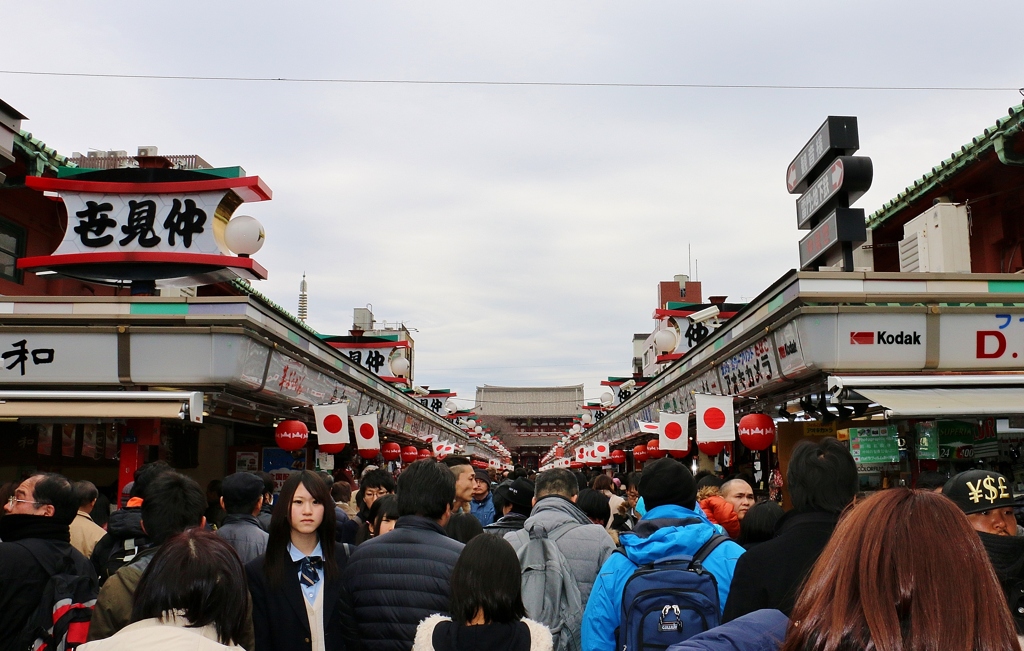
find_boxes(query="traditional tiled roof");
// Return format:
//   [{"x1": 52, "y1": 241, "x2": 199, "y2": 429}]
[
  {"x1": 475, "y1": 385, "x2": 584, "y2": 417},
  {"x1": 866, "y1": 103, "x2": 1024, "y2": 230},
  {"x1": 14, "y1": 130, "x2": 76, "y2": 176}
]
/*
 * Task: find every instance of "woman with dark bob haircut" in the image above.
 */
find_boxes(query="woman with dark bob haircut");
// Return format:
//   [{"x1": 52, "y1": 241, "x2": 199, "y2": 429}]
[
  {"x1": 78, "y1": 529, "x2": 246, "y2": 649},
  {"x1": 413, "y1": 534, "x2": 552, "y2": 651},
  {"x1": 245, "y1": 471, "x2": 349, "y2": 651},
  {"x1": 781, "y1": 488, "x2": 1020, "y2": 651}
]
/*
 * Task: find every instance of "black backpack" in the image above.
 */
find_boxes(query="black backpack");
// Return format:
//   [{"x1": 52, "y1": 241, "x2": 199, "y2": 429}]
[{"x1": 16, "y1": 540, "x2": 98, "y2": 651}]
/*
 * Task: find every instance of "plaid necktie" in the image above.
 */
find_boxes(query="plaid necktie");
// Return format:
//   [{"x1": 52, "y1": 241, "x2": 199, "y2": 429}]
[{"x1": 300, "y1": 556, "x2": 323, "y2": 587}]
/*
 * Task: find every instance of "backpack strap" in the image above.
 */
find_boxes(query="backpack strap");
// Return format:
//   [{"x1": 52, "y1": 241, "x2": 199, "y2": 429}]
[{"x1": 690, "y1": 533, "x2": 730, "y2": 570}]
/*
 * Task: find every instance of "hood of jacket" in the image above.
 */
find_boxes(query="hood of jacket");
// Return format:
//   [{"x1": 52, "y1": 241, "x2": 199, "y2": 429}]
[
  {"x1": 620, "y1": 503, "x2": 720, "y2": 565},
  {"x1": 106, "y1": 506, "x2": 146, "y2": 538},
  {"x1": 521, "y1": 495, "x2": 590, "y2": 535}
]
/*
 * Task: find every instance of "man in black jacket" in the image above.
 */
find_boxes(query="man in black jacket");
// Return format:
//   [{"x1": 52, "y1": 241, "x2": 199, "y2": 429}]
[
  {"x1": 723, "y1": 437, "x2": 857, "y2": 620},
  {"x1": 483, "y1": 477, "x2": 534, "y2": 536},
  {"x1": 341, "y1": 459, "x2": 464, "y2": 651},
  {"x1": 0, "y1": 473, "x2": 97, "y2": 651}
]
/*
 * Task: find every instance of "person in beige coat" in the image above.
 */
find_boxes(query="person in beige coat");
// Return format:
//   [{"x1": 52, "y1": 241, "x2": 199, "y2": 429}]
[
  {"x1": 69, "y1": 481, "x2": 106, "y2": 559},
  {"x1": 80, "y1": 529, "x2": 249, "y2": 651}
]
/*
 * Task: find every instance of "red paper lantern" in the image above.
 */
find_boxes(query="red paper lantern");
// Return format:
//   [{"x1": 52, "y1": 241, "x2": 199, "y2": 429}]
[
  {"x1": 738, "y1": 413, "x2": 776, "y2": 451},
  {"x1": 418, "y1": 447, "x2": 433, "y2": 459},
  {"x1": 554, "y1": 446, "x2": 564, "y2": 458},
  {"x1": 633, "y1": 444, "x2": 649, "y2": 462},
  {"x1": 382, "y1": 442, "x2": 401, "y2": 461},
  {"x1": 646, "y1": 439, "x2": 666, "y2": 459},
  {"x1": 401, "y1": 445, "x2": 419, "y2": 463},
  {"x1": 319, "y1": 443, "x2": 346, "y2": 454},
  {"x1": 667, "y1": 448, "x2": 688, "y2": 459},
  {"x1": 275, "y1": 420, "x2": 308, "y2": 451},
  {"x1": 358, "y1": 448, "x2": 380, "y2": 460},
  {"x1": 609, "y1": 449, "x2": 626, "y2": 464},
  {"x1": 697, "y1": 441, "x2": 727, "y2": 456}
]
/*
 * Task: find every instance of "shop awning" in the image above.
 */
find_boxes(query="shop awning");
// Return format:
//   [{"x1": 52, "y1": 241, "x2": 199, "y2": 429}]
[
  {"x1": 0, "y1": 391, "x2": 203, "y2": 422},
  {"x1": 846, "y1": 387, "x2": 1024, "y2": 419}
]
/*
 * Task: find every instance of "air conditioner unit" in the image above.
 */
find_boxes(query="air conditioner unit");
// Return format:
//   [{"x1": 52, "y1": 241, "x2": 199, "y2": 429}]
[
  {"x1": 898, "y1": 203, "x2": 972, "y2": 273},
  {"x1": 137, "y1": 146, "x2": 159, "y2": 157}
]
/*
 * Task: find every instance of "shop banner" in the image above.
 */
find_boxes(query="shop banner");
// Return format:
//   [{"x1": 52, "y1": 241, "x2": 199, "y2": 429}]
[
  {"x1": 37, "y1": 424, "x2": 52, "y2": 456},
  {"x1": 938, "y1": 420, "x2": 976, "y2": 460},
  {"x1": 61, "y1": 424, "x2": 76, "y2": 457},
  {"x1": 850, "y1": 425, "x2": 899, "y2": 464},
  {"x1": 915, "y1": 421, "x2": 939, "y2": 460},
  {"x1": 718, "y1": 337, "x2": 778, "y2": 396},
  {"x1": 82, "y1": 424, "x2": 98, "y2": 459},
  {"x1": 104, "y1": 424, "x2": 119, "y2": 459}
]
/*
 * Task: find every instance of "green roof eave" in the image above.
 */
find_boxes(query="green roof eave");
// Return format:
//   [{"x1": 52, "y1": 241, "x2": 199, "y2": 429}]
[
  {"x1": 866, "y1": 103, "x2": 1024, "y2": 231},
  {"x1": 14, "y1": 130, "x2": 76, "y2": 176},
  {"x1": 228, "y1": 278, "x2": 320, "y2": 337}
]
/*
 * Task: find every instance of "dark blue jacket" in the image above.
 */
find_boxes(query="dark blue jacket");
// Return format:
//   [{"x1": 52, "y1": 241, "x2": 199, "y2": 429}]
[
  {"x1": 340, "y1": 515, "x2": 464, "y2": 651},
  {"x1": 667, "y1": 610, "x2": 789, "y2": 651}
]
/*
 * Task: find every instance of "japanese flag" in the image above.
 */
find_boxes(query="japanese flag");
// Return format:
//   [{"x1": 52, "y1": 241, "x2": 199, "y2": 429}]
[
  {"x1": 659, "y1": 412, "x2": 689, "y2": 452},
  {"x1": 696, "y1": 394, "x2": 735, "y2": 443},
  {"x1": 594, "y1": 441, "x2": 610, "y2": 460},
  {"x1": 576, "y1": 446, "x2": 586, "y2": 462},
  {"x1": 637, "y1": 421, "x2": 660, "y2": 435},
  {"x1": 433, "y1": 439, "x2": 455, "y2": 457},
  {"x1": 351, "y1": 413, "x2": 380, "y2": 450},
  {"x1": 488, "y1": 459, "x2": 500, "y2": 469},
  {"x1": 313, "y1": 403, "x2": 349, "y2": 446}
]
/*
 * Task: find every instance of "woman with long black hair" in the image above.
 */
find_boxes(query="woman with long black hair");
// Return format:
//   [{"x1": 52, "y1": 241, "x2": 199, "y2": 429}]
[
  {"x1": 246, "y1": 471, "x2": 349, "y2": 651},
  {"x1": 413, "y1": 534, "x2": 551, "y2": 651}
]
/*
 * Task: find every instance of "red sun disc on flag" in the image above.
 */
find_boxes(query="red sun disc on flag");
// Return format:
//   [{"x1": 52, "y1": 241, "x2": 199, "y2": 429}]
[
  {"x1": 665, "y1": 422, "x2": 683, "y2": 439},
  {"x1": 359, "y1": 423, "x2": 375, "y2": 439},
  {"x1": 323, "y1": 414, "x2": 343, "y2": 434},
  {"x1": 597, "y1": 444, "x2": 607, "y2": 453},
  {"x1": 703, "y1": 408, "x2": 726, "y2": 429}
]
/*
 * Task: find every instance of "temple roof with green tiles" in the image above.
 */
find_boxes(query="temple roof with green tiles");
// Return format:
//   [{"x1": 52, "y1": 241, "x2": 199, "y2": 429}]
[
  {"x1": 14, "y1": 130, "x2": 76, "y2": 177},
  {"x1": 867, "y1": 103, "x2": 1024, "y2": 230}
]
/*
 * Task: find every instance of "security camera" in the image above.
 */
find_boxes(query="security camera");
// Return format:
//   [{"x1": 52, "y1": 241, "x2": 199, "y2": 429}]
[
  {"x1": 620, "y1": 379, "x2": 637, "y2": 391},
  {"x1": 689, "y1": 305, "x2": 720, "y2": 324},
  {"x1": 412, "y1": 385, "x2": 429, "y2": 396}
]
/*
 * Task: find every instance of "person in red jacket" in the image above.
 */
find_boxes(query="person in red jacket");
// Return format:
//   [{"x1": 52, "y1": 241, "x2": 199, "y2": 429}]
[{"x1": 697, "y1": 485, "x2": 740, "y2": 539}]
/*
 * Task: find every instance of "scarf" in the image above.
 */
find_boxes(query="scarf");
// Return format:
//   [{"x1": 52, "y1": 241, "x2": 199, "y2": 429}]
[
  {"x1": 0, "y1": 513, "x2": 71, "y2": 543},
  {"x1": 978, "y1": 531, "x2": 1024, "y2": 582}
]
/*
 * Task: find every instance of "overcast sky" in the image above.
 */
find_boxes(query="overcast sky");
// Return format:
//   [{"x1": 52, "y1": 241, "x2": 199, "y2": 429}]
[{"x1": 4, "y1": 2, "x2": 1023, "y2": 407}]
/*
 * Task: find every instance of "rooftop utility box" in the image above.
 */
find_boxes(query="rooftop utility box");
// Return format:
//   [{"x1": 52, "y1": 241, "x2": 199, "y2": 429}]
[{"x1": 899, "y1": 203, "x2": 972, "y2": 273}]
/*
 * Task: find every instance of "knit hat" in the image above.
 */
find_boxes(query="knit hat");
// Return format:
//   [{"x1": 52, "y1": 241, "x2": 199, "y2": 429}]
[
  {"x1": 943, "y1": 470, "x2": 1015, "y2": 515},
  {"x1": 496, "y1": 478, "x2": 535, "y2": 509},
  {"x1": 473, "y1": 468, "x2": 491, "y2": 485},
  {"x1": 638, "y1": 458, "x2": 697, "y2": 510}
]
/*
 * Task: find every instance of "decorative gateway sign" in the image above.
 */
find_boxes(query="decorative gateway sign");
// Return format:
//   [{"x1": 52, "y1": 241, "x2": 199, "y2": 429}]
[{"x1": 19, "y1": 173, "x2": 272, "y2": 286}]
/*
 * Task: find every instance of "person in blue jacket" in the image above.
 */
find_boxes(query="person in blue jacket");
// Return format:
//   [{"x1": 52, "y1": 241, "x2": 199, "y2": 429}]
[{"x1": 581, "y1": 458, "x2": 745, "y2": 651}]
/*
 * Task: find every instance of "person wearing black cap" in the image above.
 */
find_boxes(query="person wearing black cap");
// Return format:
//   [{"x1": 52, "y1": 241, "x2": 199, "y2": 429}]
[
  {"x1": 581, "y1": 458, "x2": 745, "y2": 651},
  {"x1": 944, "y1": 469, "x2": 1024, "y2": 632},
  {"x1": 484, "y1": 478, "x2": 534, "y2": 536},
  {"x1": 216, "y1": 472, "x2": 270, "y2": 564},
  {"x1": 469, "y1": 468, "x2": 495, "y2": 527}
]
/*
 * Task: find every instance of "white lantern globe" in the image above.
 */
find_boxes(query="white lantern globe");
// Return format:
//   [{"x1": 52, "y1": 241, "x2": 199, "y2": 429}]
[
  {"x1": 654, "y1": 329, "x2": 678, "y2": 353},
  {"x1": 390, "y1": 356, "x2": 410, "y2": 377},
  {"x1": 224, "y1": 215, "x2": 266, "y2": 256},
  {"x1": 600, "y1": 392, "x2": 614, "y2": 407},
  {"x1": 581, "y1": 412, "x2": 594, "y2": 425}
]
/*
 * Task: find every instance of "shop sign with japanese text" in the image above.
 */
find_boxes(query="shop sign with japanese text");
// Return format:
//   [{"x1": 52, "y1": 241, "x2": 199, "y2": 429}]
[
  {"x1": 718, "y1": 337, "x2": 777, "y2": 396},
  {"x1": 53, "y1": 191, "x2": 231, "y2": 257},
  {"x1": 850, "y1": 425, "x2": 899, "y2": 464},
  {"x1": 0, "y1": 333, "x2": 118, "y2": 384}
]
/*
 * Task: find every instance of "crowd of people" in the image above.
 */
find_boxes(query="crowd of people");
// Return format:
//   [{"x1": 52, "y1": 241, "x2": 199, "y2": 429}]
[{"x1": 2, "y1": 438, "x2": 1024, "y2": 651}]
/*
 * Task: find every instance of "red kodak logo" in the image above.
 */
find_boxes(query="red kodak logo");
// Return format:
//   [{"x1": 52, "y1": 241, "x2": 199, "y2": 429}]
[{"x1": 850, "y1": 331, "x2": 874, "y2": 345}]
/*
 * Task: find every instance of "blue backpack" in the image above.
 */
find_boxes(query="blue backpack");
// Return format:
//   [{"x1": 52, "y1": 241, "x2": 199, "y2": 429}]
[{"x1": 615, "y1": 530, "x2": 729, "y2": 651}]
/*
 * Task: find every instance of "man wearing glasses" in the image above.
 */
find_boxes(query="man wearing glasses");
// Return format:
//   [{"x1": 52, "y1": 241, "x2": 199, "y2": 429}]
[{"x1": 0, "y1": 473, "x2": 98, "y2": 650}]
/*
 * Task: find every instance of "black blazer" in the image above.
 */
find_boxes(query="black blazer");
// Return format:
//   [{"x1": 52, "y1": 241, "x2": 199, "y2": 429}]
[{"x1": 246, "y1": 542, "x2": 349, "y2": 651}]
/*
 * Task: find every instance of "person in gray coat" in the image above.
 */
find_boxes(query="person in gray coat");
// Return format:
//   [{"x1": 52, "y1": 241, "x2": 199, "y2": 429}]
[
  {"x1": 215, "y1": 472, "x2": 269, "y2": 565},
  {"x1": 504, "y1": 468, "x2": 616, "y2": 606}
]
